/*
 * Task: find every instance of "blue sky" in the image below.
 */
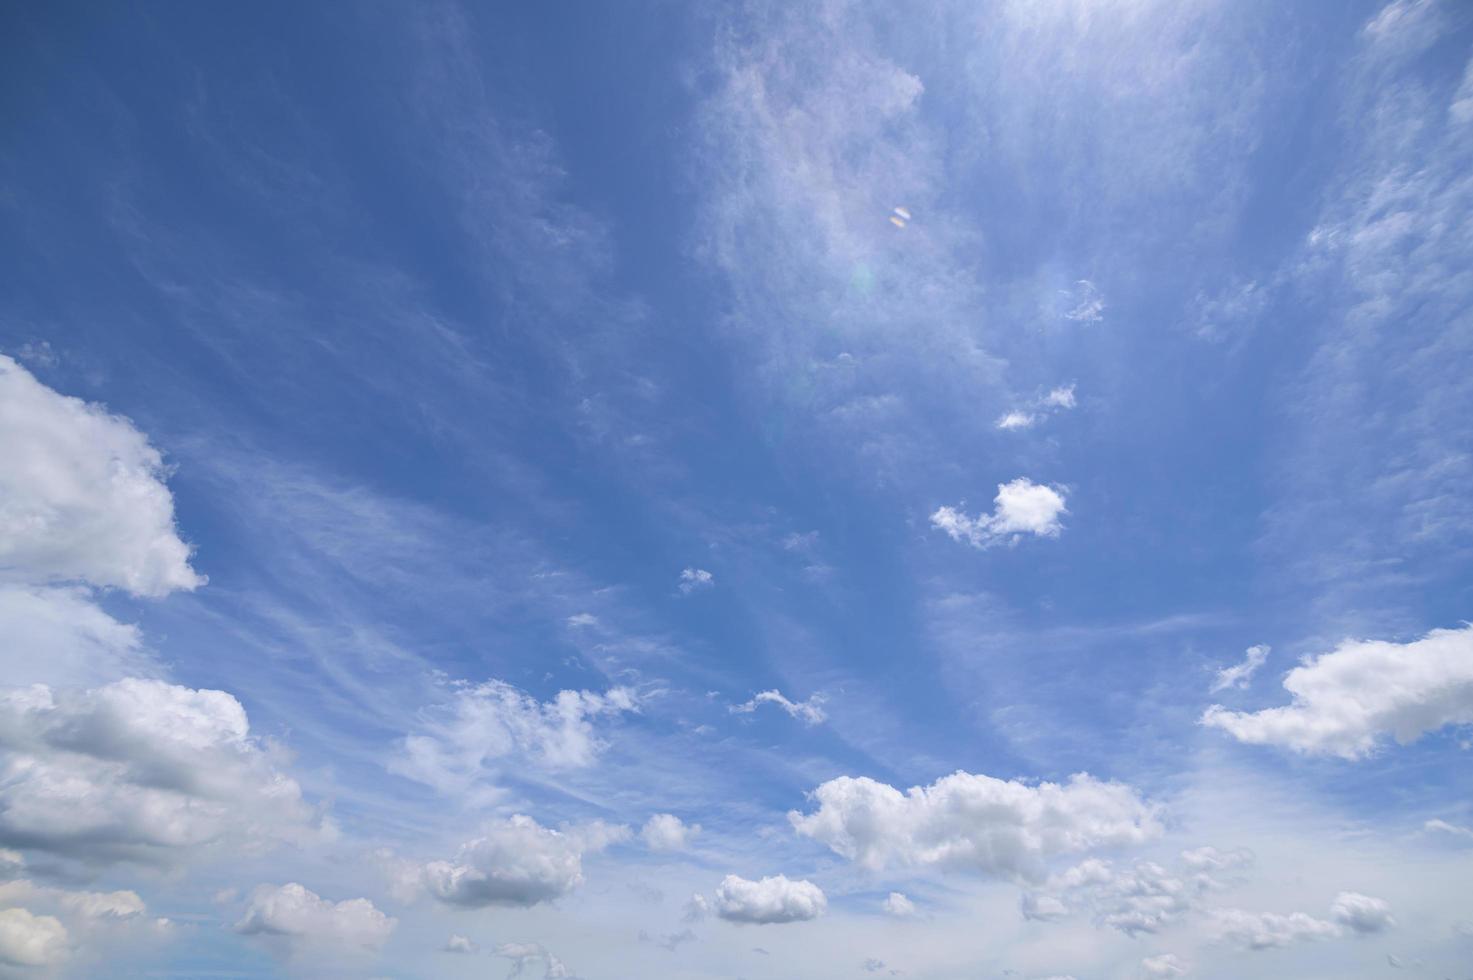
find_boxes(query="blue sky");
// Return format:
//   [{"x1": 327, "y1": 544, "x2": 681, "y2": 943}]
[{"x1": 1, "y1": 1, "x2": 1471, "y2": 977}]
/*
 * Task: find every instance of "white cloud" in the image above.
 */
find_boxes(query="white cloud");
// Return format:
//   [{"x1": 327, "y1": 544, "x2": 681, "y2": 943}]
[
  {"x1": 1141, "y1": 953, "x2": 1188, "y2": 977},
  {"x1": 996, "y1": 411, "x2": 1037, "y2": 431},
  {"x1": 1210, "y1": 645, "x2": 1269, "y2": 693},
  {"x1": 415, "y1": 814, "x2": 627, "y2": 908},
  {"x1": 392, "y1": 679, "x2": 637, "y2": 798},
  {"x1": 1201, "y1": 624, "x2": 1473, "y2": 758},
  {"x1": 1208, "y1": 908, "x2": 1340, "y2": 950},
  {"x1": 0, "y1": 678, "x2": 323, "y2": 866},
  {"x1": 1424, "y1": 818, "x2": 1473, "y2": 840},
  {"x1": 678, "y1": 568, "x2": 714, "y2": 594},
  {"x1": 641, "y1": 813, "x2": 699, "y2": 852},
  {"x1": 1062, "y1": 280, "x2": 1105, "y2": 323},
  {"x1": 0, "y1": 906, "x2": 68, "y2": 968},
  {"x1": 495, "y1": 940, "x2": 573, "y2": 978},
  {"x1": 730, "y1": 689, "x2": 827, "y2": 725},
  {"x1": 931, "y1": 479, "x2": 1068, "y2": 548},
  {"x1": 0, "y1": 585, "x2": 153, "y2": 688},
  {"x1": 1330, "y1": 891, "x2": 1394, "y2": 934},
  {"x1": 565, "y1": 612, "x2": 599, "y2": 628},
  {"x1": 236, "y1": 883, "x2": 395, "y2": 953},
  {"x1": 0, "y1": 355, "x2": 203, "y2": 598},
  {"x1": 712, "y1": 874, "x2": 826, "y2": 924},
  {"x1": 882, "y1": 891, "x2": 916, "y2": 918},
  {"x1": 790, "y1": 770, "x2": 1160, "y2": 882},
  {"x1": 996, "y1": 386, "x2": 1077, "y2": 432},
  {"x1": 0, "y1": 878, "x2": 171, "y2": 962},
  {"x1": 1023, "y1": 851, "x2": 1246, "y2": 937},
  {"x1": 443, "y1": 933, "x2": 477, "y2": 954}
]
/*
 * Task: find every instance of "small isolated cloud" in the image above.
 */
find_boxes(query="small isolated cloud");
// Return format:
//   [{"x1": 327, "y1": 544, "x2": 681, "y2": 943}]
[
  {"x1": 1330, "y1": 892, "x2": 1394, "y2": 934},
  {"x1": 0, "y1": 907, "x2": 68, "y2": 968},
  {"x1": 713, "y1": 874, "x2": 826, "y2": 924},
  {"x1": 731, "y1": 689, "x2": 827, "y2": 725},
  {"x1": 864, "y1": 957, "x2": 887, "y2": 972},
  {"x1": 0, "y1": 355, "x2": 203, "y2": 598},
  {"x1": 1424, "y1": 818, "x2": 1473, "y2": 840},
  {"x1": 413, "y1": 814, "x2": 628, "y2": 908},
  {"x1": 495, "y1": 940, "x2": 573, "y2": 979},
  {"x1": 790, "y1": 770, "x2": 1160, "y2": 881},
  {"x1": 235, "y1": 883, "x2": 395, "y2": 955},
  {"x1": 1210, "y1": 645, "x2": 1269, "y2": 692},
  {"x1": 565, "y1": 613, "x2": 599, "y2": 628},
  {"x1": 996, "y1": 385, "x2": 1078, "y2": 431},
  {"x1": 392, "y1": 679, "x2": 637, "y2": 798},
  {"x1": 931, "y1": 479, "x2": 1068, "y2": 549},
  {"x1": 1141, "y1": 953, "x2": 1187, "y2": 977},
  {"x1": 443, "y1": 933, "x2": 477, "y2": 953},
  {"x1": 1063, "y1": 280, "x2": 1104, "y2": 323},
  {"x1": 882, "y1": 891, "x2": 916, "y2": 917},
  {"x1": 678, "y1": 568, "x2": 714, "y2": 594},
  {"x1": 642, "y1": 813, "x2": 699, "y2": 852},
  {"x1": 1201, "y1": 623, "x2": 1473, "y2": 758}
]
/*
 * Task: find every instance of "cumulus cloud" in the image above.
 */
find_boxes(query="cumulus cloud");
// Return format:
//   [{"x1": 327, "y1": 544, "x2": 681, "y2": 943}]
[
  {"x1": 1141, "y1": 953, "x2": 1188, "y2": 977},
  {"x1": 0, "y1": 906, "x2": 68, "y2": 968},
  {"x1": 443, "y1": 933, "x2": 477, "y2": 953},
  {"x1": 1210, "y1": 645, "x2": 1268, "y2": 693},
  {"x1": 0, "y1": 678, "x2": 323, "y2": 866},
  {"x1": 1201, "y1": 624, "x2": 1473, "y2": 758},
  {"x1": 712, "y1": 874, "x2": 826, "y2": 924},
  {"x1": 730, "y1": 689, "x2": 827, "y2": 725},
  {"x1": 0, "y1": 585, "x2": 154, "y2": 688},
  {"x1": 414, "y1": 815, "x2": 627, "y2": 908},
  {"x1": 882, "y1": 891, "x2": 916, "y2": 917},
  {"x1": 790, "y1": 770, "x2": 1160, "y2": 882},
  {"x1": 392, "y1": 679, "x2": 637, "y2": 798},
  {"x1": 495, "y1": 940, "x2": 573, "y2": 978},
  {"x1": 0, "y1": 355, "x2": 203, "y2": 598},
  {"x1": 1208, "y1": 908, "x2": 1340, "y2": 950},
  {"x1": 678, "y1": 568, "x2": 714, "y2": 594},
  {"x1": 931, "y1": 479, "x2": 1068, "y2": 549},
  {"x1": 0, "y1": 878, "x2": 171, "y2": 966},
  {"x1": 236, "y1": 883, "x2": 395, "y2": 954},
  {"x1": 1330, "y1": 891, "x2": 1394, "y2": 934},
  {"x1": 642, "y1": 813, "x2": 699, "y2": 852}
]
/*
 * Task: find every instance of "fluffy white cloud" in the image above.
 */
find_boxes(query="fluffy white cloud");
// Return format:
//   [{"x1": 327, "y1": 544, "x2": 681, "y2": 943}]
[
  {"x1": 882, "y1": 891, "x2": 916, "y2": 917},
  {"x1": 1210, "y1": 645, "x2": 1268, "y2": 693},
  {"x1": 790, "y1": 771, "x2": 1160, "y2": 881},
  {"x1": 1330, "y1": 891, "x2": 1394, "y2": 934},
  {"x1": 931, "y1": 479, "x2": 1068, "y2": 549},
  {"x1": 1201, "y1": 624, "x2": 1473, "y2": 758},
  {"x1": 0, "y1": 355, "x2": 203, "y2": 598},
  {"x1": 495, "y1": 940, "x2": 573, "y2": 978},
  {"x1": 0, "y1": 906, "x2": 67, "y2": 968},
  {"x1": 642, "y1": 813, "x2": 699, "y2": 852},
  {"x1": 0, "y1": 585, "x2": 153, "y2": 688},
  {"x1": 1208, "y1": 908, "x2": 1340, "y2": 950},
  {"x1": 1141, "y1": 953, "x2": 1188, "y2": 977},
  {"x1": 0, "y1": 878, "x2": 171, "y2": 964},
  {"x1": 443, "y1": 933, "x2": 477, "y2": 953},
  {"x1": 712, "y1": 874, "x2": 826, "y2": 924},
  {"x1": 1024, "y1": 852, "x2": 1245, "y2": 937},
  {"x1": 392, "y1": 680, "x2": 637, "y2": 798},
  {"x1": 236, "y1": 883, "x2": 395, "y2": 953},
  {"x1": 415, "y1": 815, "x2": 627, "y2": 908},
  {"x1": 678, "y1": 567, "x2": 714, "y2": 594},
  {"x1": 730, "y1": 689, "x2": 827, "y2": 725},
  {"x1": 0, "y1": 678, "x2": 323, "y2": 866}
]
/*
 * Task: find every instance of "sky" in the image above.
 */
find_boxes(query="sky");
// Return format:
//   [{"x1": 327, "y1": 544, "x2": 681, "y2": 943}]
[{"x1": 1, "y1": 1, "x2": 1471, "y2": 977}]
